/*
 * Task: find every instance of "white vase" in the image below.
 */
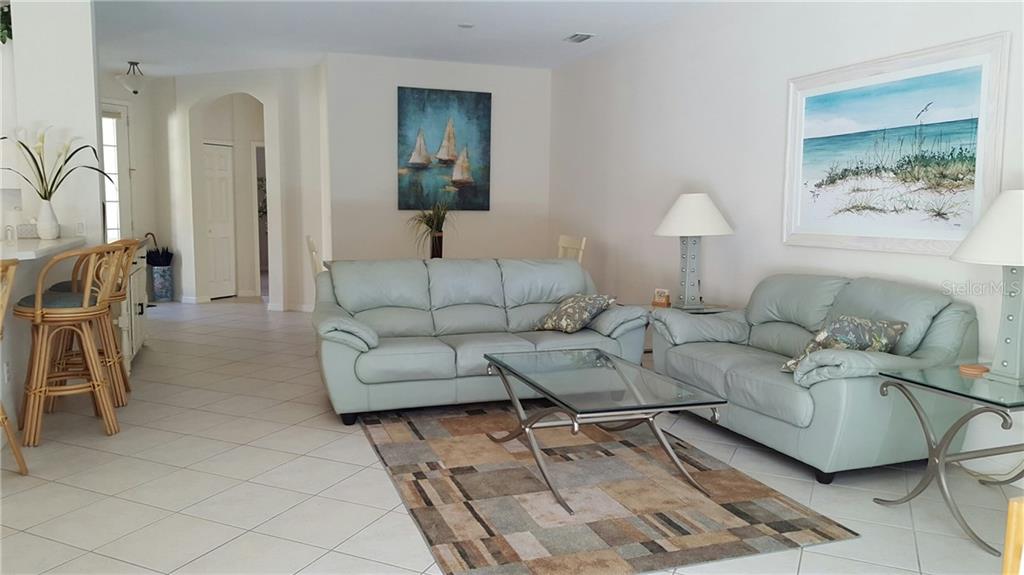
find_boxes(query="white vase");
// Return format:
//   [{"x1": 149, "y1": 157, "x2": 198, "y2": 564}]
[{"x1": 37, "y1": 200, "x2": 60, "y2": 240}]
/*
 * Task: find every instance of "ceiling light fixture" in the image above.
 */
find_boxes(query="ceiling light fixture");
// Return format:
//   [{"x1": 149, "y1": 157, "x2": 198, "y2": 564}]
[
  {"x1": 457, "y1": 23, "x2": 475, "y2": 29},
  {"x1": 116, "y1": 61, "x2": 144, "y2": 96},
  {"x1": 564, "y1": 33, "x2": 596, "y2": 44}
]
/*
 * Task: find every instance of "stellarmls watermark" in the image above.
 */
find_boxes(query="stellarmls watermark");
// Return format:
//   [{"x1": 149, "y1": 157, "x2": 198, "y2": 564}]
[{"x1": 941, "y1": 279, "x2": 1022, "y2": 297}]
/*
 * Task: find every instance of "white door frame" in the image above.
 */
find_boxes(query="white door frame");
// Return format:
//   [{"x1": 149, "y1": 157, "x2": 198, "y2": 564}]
[
  {"x1": 251, "y1": 141, "x2": 266, "y2": 301},
  {"x1": 200, "y1": 140, "x2": 237, "y2": 299}
]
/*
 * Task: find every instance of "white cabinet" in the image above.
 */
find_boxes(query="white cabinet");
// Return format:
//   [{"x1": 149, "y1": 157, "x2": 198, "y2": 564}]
[{"x1": 117, "y1": 247, "x2": 148, "y2": 372}]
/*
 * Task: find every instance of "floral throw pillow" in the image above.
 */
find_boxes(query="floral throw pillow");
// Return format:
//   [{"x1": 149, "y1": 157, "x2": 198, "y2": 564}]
[
  {"x1": 537, "y1": 294, "x2": 614, "y2": 333},
  {"x1": 781, "y1": 315, "x2": 908, "y2": 373}
]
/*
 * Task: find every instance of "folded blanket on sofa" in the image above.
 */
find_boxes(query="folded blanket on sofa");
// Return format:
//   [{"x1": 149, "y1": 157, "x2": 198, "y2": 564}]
[{"x1": 793, "y1": 349, "x2": 940, "y2": 387}]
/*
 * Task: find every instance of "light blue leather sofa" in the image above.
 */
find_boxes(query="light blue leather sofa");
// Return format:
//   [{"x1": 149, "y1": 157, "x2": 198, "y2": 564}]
[
  {"x1": 314, "y1": 259, "x2": 649, "y2": 424},
  {"x1": 651, "y1": 274, "x2": 978, "y2": 483}
]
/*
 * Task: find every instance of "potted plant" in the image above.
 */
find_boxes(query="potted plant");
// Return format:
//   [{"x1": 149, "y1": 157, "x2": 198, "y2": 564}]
[
  {"x1": 1, "y1": 128, "x2": 113, "y2": 240},
  {"x1": 1, "y1": 3, "x2": 12, "y2": 45},
  {"x1": 145, "y1": 232, "x2": 174, "y2": 302},
  {"x1": 408, "y1": 202, "x2": 453, "y2": 259}
]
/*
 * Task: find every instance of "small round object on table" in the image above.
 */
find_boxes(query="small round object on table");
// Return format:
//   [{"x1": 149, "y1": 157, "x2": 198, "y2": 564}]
[{"x1": 958, "y1": 364, "x2": 990, "y2": 378}]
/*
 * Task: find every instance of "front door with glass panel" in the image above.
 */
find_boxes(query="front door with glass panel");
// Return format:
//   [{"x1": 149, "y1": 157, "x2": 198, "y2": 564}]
[{"x1": 101, "y1": 107, "x2": 132, "y2": 241}]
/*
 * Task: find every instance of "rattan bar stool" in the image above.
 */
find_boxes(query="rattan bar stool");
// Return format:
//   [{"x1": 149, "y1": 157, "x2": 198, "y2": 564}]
[
  {"x1": 0, "y1": 259, "x2": 28, "y2": 474},
  {"x1": 14, "y1": 244, "x2": 125, "y2": 446},
  {"x1": 48, "y1": 239, "x2": 141, "y2": 408}
]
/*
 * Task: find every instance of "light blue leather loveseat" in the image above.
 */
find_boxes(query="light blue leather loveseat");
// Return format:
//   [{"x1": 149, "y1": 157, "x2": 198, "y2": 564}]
[
  {"x1": 651, "y1": 274, "x2": 978, "y2": 483},
  {"x1": 314, "y1": 259, "x2": 649, "y2": 424}
]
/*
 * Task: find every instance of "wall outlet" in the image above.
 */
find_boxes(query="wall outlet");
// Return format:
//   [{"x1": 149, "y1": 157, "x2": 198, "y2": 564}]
[{"x1": 2, "y1": 361, "x2": 10, "y2": 385}]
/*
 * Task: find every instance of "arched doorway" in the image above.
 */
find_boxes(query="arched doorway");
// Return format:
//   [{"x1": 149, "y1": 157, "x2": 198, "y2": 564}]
[{"x1": 187, "y1": 92, "x2": 272, "y2": 304}]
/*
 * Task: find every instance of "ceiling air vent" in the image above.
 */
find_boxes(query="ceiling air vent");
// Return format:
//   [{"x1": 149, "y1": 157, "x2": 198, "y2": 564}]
[{"x1": 564, "y1": 33, "x2": 596, "y2": 44}]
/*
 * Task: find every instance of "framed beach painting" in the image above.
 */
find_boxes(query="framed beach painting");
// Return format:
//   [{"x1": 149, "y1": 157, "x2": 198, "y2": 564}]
[
  {"x1": 397, "y1": 86, "x2": 492, "y2": 211},
  {"x1": 783, "y1": 33, "x2": 1010, "y2": 255}
]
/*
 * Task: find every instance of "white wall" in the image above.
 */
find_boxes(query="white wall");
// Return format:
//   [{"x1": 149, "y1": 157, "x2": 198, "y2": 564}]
[
  {"x1": 324, "y1": 53, "x2": 552, "y2": 260},
  {"x1": 290, "y1": 65, "x2": 326, "y2": 307},
  {"x1": 550, "y1": 2, "x2": 1023, "y2": 354},
  {"x1": 1, "y1": 42, "x2": 16, "y2": 191},
  {"x1": 11, "y1": 0, "x2": 103, "y2": 242}
]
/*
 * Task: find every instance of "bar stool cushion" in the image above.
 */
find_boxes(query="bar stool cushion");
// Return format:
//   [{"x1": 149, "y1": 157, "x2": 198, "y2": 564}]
[
  {"x1": 17, "y1": 291, "x2": 97, "y2": 309},
  {"x1": 48, "y1": 280, "x2": 74, "y2": 292},
  {"x1": 49, "y1": 279, "x2": 128, "y2": 303}
]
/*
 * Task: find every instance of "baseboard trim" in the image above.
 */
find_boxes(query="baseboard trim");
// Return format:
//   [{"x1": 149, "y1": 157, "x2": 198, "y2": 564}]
[
  {"x1": 179, "y1": 296, "x2": 211, "y2": 304},
  {"x1": 267, "y1": 303, "x2": 285, "y2": 312}
]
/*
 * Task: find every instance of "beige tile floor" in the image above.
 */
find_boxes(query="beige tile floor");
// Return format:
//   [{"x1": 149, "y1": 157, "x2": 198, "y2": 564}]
[{"x1": 0, "y1": 299, "x2": 1019, "y2": 574}]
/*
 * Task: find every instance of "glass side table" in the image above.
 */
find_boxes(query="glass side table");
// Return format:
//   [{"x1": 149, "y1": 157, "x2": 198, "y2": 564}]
[{"x1": 877, "y1": 367, "x2": 1024, "y2": 556}]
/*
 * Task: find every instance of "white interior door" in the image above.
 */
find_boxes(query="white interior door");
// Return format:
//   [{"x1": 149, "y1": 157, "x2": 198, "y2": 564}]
[{"x1": 202, "y1": 143, "x2": 237, "y2": 299}]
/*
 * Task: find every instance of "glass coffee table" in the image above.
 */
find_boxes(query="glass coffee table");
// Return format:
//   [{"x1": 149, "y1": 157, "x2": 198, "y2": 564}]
[{"x1": 484, "y1": 349, "x2": 726, "y2": 514}]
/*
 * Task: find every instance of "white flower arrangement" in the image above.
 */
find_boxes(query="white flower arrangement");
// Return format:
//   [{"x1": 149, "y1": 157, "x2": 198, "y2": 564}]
[{"x1": 1, "y1": 127, "x2": 113, "y2": 201}]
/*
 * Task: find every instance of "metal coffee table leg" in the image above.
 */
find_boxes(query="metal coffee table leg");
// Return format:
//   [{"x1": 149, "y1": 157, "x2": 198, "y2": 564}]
[
  {"x1": 523, "y1": 425, "x2": 574, "y2": 515},
  {"x1": 486, "y1": 364, "x2": 575, "y2": 515},
  {"x1": 646, "y1": 416, "x2": 712, "y2": 497}
]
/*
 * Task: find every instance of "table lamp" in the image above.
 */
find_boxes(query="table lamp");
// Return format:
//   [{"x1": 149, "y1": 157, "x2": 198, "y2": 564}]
[
  {"x1": 951, "y1": 189, "x2": 1024, "y2": 386},
  {"x1": 655, "y1": 193, "x2": 734, "y2": 310}
]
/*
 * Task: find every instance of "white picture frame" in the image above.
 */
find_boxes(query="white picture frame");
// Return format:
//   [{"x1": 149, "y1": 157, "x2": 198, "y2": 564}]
[{"x1": 782, "y1": 33, "x2": 1010, "y2": 256}]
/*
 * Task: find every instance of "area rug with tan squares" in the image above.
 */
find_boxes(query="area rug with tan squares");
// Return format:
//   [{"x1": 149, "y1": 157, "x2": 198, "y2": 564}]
[{"x1": 361, "y1": 402, "x2": 857, "y2": 575}]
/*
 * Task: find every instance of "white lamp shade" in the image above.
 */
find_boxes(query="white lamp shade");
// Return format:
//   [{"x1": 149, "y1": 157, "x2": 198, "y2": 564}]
[
  {"x1": 951, "y1": 189, "x2": 1024, "y2": 266},
  {"x1": 654, "y1": 193, "x2": 734, "y2": 237}
]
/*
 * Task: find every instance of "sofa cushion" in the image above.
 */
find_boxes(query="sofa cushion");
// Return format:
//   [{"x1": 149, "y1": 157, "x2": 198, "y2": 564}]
[
  {"x1": 748, "y1": 322, "x2": 814, "y2": 358},
  {"x1": 499, "y1": 259, "x2": 590, "y2": 332},
  {"x1": 664, "y1": 342, "x2": 787, "y2": 397},
  {"x1": 725, "y1": 361, "x2": 815, "y2": 428},
  {"x1": 746, "y1": 274, "x2": 849, "y2": 332},
  {"x1": 427, "y1": 259, "x2": 509, "y2": 335},
  {"x1": 516, "y1": 329, "x2": 621, "y2": 356},
  {"x1": 330, "y1": 260, "x2": 430, "y2": 313},
  {"x1": 506, "y1": 303, "x2": 557, "y2": 332},
  {"x1": 439, "y1": 333, "x2": 534, "y2": 376},
  {"x1": 427, "y1": 259, "x2": 505, "y2": 308},
  {"x1": 354, "y1": 337, "x2": 455, "y2": 383},
  {"x1": 353, "y1": 307, "x2": 435, "y2": 338},
  {"x1": 826, "y1": 278, "x2": 951, "y2": 356},
  {"x1": 432, "y1": 305, "x2": 508, "y2": 337}
]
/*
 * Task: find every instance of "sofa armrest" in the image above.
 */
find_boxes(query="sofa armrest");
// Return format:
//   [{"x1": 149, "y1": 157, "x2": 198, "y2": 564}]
[
  {"x1": 794, "y1": 349, "x2": 941, "y2": 387},
  {"x1": 312, "y1": 300, "x2": 379, "y2": 352},
  {"x1": 650, "y1": 308, "x2": 749, "y2": 346},
  {"x1": 588, "y1": 305, "x2": 649, "y2": 338}
]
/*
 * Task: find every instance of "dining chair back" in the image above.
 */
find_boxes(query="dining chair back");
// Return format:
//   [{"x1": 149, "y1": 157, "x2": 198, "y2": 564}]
[{"x1": 557, "y1": 235, "x2": 587, "y2": 264}]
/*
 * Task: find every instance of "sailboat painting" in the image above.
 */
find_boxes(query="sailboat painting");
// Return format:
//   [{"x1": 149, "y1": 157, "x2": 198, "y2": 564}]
[{"x1": 398, "y1": 87, "x2": 491, "y2": 210}]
